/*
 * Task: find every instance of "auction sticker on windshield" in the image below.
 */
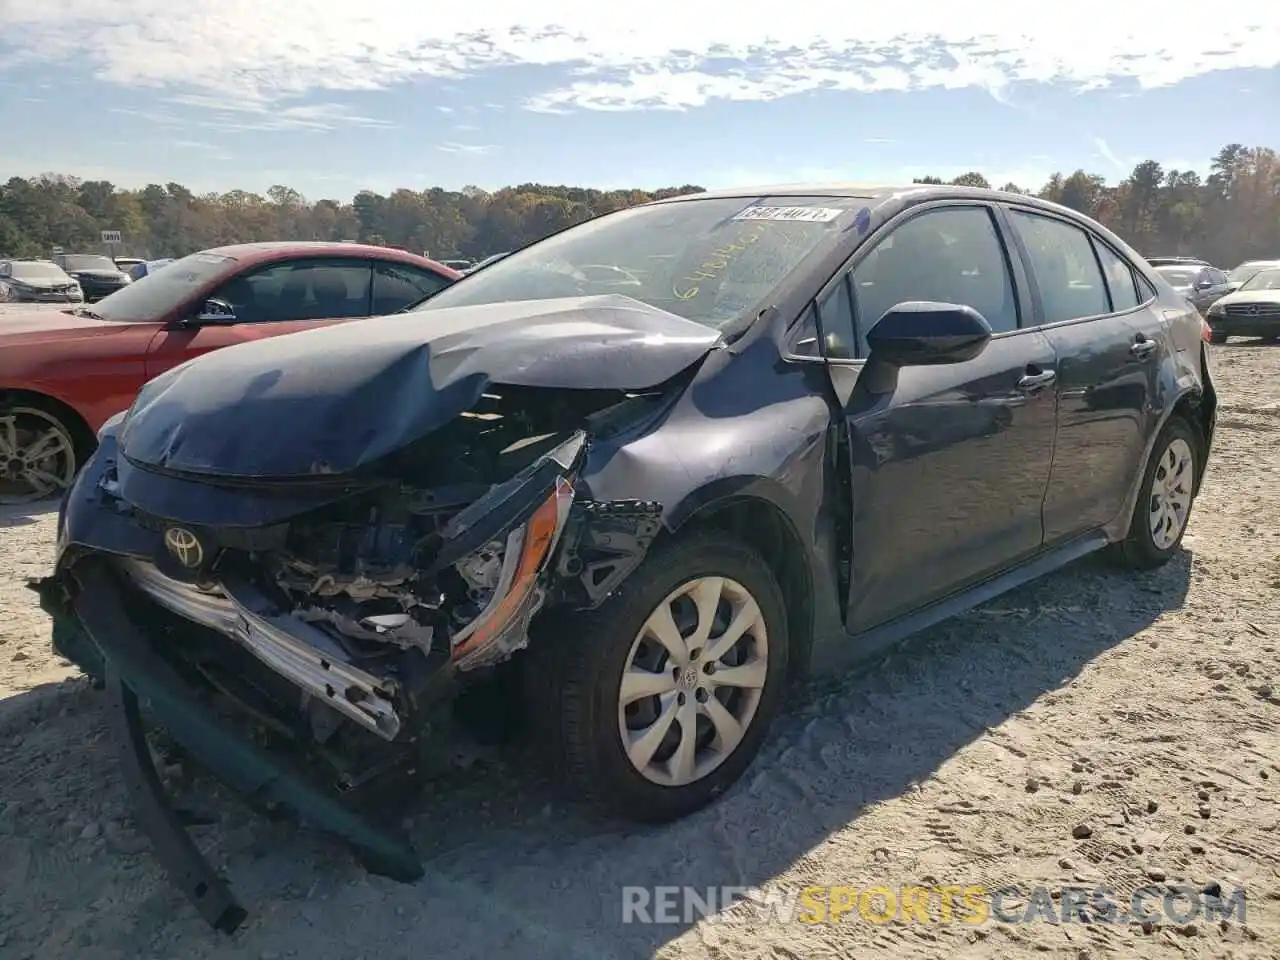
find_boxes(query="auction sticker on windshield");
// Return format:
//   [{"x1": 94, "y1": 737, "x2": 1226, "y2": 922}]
[{"x1": 732, "y1": 205, "x2": 844, "y2": 223}]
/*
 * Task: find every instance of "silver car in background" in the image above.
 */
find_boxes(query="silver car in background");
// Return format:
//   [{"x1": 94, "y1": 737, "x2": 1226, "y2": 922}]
[
  {"x1": 0, "y1": 259, "x2": 83, "y2": 302},
  {"x1": 1152, "y1": 263, "x2": 1231, "y2": 316}
]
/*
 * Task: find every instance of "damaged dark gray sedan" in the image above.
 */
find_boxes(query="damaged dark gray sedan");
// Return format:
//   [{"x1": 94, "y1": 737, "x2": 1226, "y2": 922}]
[{"x1": 36, "y1": 184, "x2": 1216, "y2": 930}]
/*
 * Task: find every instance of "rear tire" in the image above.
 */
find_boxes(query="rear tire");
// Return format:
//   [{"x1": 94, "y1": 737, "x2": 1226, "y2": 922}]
[
  {"x1": 533, "y1": 531, "x2": 789, "y2": 823},
  {"x1": 1111, "y1": 416, "x2": 1200, "y2": 570}
]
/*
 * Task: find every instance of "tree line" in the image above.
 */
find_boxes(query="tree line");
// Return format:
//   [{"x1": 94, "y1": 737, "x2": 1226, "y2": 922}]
[{"x1": 2, "y1": 143, "x2": 1276, "y2": 267}]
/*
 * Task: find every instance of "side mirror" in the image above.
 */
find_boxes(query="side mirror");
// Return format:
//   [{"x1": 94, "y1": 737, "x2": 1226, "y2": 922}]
[
  {"x1": 195, "y1": 299, "x2": 237, "y2": 323},
  {"x1": 865, "y1": 301, "x2": 992, "y2": 368}
]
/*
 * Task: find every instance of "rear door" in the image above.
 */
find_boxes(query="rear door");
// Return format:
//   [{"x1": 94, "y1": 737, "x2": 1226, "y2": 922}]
[
  {"x1": 819, "y1": 203, "x2": 1060, "y2": 632},
  {"x1": 1003, "y1": 207, "x2": 1156, "y2": 544},
  {"x1": 144, "y1": 257, "x2": 374, "y2": 379}
]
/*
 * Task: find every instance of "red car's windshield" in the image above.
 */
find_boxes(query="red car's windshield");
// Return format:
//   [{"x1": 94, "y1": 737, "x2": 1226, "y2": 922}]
[{"x1": 88, "y1": 252, "x2": 235, "y2": 322}]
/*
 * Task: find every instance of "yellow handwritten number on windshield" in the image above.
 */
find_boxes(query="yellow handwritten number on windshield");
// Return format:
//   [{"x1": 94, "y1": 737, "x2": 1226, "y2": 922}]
[{"x1": 673, "y1": 224, "x2": 767, "y2": 300}]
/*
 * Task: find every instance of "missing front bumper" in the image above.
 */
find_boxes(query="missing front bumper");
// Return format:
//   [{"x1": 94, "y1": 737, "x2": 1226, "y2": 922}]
[{"x1": 35, "y1": 561, "x2": 424, "y2": 933}]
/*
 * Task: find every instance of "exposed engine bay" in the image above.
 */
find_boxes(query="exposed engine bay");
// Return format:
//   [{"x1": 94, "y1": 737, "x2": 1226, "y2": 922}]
[{"x1": 106, "y1": 384, "x2": 665, "y2": 763}]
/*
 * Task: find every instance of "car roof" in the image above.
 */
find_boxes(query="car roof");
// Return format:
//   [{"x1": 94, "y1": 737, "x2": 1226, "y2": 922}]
[
  {"x1": 197, "y1": 241, "x2": 461, "y2": 277},
  {"x1": 651, "y1": 182, "x2": 1094, "y2": 219}
]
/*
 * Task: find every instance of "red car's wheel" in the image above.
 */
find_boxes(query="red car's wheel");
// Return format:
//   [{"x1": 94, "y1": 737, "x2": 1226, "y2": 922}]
[{"x1": 0, "y1": 403, "x2": 82, "y2": 505}]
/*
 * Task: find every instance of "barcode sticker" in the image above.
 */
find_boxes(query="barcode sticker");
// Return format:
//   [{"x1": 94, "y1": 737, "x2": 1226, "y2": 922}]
[{"x1": 732, "y1": 205, "x2": 844, "y2": 223}]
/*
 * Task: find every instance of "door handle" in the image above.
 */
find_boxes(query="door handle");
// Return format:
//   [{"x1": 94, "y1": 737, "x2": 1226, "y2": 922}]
[
  {"x1": 1016, "y1": 368, "x2": 1057, "y2": 391},
  {"x1": 1130, "y1": 336, "x2": 1158, "y2": 359}
]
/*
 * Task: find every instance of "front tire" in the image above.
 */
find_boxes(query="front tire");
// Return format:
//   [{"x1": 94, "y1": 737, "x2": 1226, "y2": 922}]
[
  {"x1": 540, "y1": 531, "x2": 789, "y2": 823},
  {"x1": 0, "y1": 401, "x2": 83, "y2": 505},
  {"x1": 1112, "y1": 416, "x2": 1200, "y2": 569}
]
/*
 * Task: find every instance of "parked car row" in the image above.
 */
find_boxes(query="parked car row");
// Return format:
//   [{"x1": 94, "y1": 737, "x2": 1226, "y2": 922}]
[
  {"x1": 31, "y1": 184, "x2": 1217, "y2": 933},
  {"x1": 0, "y1": 242, "x2": 461, "y2": 503},
  {"x1": 1143, "y1": 253, "x2": 1280, "y2": 342}
]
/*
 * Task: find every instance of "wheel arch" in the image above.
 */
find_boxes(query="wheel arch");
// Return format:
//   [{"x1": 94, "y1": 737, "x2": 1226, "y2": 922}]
[
  {"x1": 667, "y1": 481, "x2": 818, "y2": 680},
  {"x1": 0, "y1": 387, "x2": 97, "y2": 456},
  {"x1": 1108, "y1": 380, "x2": 1212, "y2": 543}
]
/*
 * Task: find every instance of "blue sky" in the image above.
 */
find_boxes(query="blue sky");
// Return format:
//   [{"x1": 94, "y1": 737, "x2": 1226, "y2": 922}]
[{"x1": 2, "y1": 3, "x2": 1278, "y2": 198}]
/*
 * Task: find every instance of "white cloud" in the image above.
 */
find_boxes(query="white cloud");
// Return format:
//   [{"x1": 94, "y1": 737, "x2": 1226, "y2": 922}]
[
  {"x1": 1, "y1": 1, "x2": 1278, "y2": 118},
  {"x1": 436, "y1": 142, "x2": 496, "y2": 155},
  {"x1": 1093, "y1": 136, "x2": 1127, "y2": 173}
]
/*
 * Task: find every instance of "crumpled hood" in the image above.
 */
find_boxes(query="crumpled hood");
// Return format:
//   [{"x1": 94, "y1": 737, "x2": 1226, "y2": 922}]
[{"x1": 120, "y1": 294, "x2": 723, "y2": 479}]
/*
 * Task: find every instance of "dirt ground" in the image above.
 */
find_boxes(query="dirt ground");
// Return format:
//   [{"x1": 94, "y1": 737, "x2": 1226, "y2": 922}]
[{"x1": 0, "y1": 343, "x2": 1277, "y2": 960}]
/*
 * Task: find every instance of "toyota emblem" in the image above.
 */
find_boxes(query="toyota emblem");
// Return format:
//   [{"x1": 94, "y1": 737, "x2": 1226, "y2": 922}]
[{"x1": 163, "y1": 526, "x2": 204, "y2": 569}]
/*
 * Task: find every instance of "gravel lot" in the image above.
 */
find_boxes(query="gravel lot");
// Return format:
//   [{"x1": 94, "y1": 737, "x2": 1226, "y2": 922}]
[{"x1": 0, "y1": 343, "x2": 1277, "y2": 960}]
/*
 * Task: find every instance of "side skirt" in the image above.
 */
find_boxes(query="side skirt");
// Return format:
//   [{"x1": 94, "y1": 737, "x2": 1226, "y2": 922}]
[{"x1": 811, "y1": 532, "x2": 1109, "y2": 674}]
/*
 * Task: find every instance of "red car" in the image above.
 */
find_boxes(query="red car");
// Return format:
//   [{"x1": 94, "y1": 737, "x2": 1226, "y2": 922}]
[{"x1": 0, "y1": 242, "x2": 461, "y2": 504}]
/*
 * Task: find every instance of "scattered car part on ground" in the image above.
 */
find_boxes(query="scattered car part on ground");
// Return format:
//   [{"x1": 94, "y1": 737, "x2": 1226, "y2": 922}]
[
  {"x1": 1204, "y1": 266, "x2": 1280, "y2": 342},
  {"x1": 36, "y1": 184, "x2": 1215, "y2": 930},
  {"x1": 0, "y1": 242, "x2": 461, "y2": 504},
  {"x1": 1152, "y1": 263, "x2": 1232, "y2": 316},
  {"x1": 0, "y1": 259, "x2": 83, "y2": 303}
]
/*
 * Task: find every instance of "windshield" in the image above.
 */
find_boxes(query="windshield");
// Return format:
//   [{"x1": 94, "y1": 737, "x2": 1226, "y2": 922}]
[
  {"x1": 1228, "y1": 261, "x2": 1280, "y2": 283},
  {"x1": 1156, "y1": 267, "x2": 1199, "y2": 288},
  {"x1": 413, "y1": 196, "x2": 862, "y2": 329},
  {"x1": 8, "y1": 261, "x2": 69, "y2": 280},
  {"x1": 62, "y1": 254, "x2": 118, "y2": 272},
  {"x1": 1240, "y1": 268, "x2": 1280, "y2": 292},
  {"x1": 89, "y1": 252, "x2": 236, "y2": 322}
]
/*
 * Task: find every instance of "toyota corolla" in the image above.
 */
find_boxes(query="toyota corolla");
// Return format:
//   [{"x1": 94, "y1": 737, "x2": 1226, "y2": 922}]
[{"x1": 35, "y1": 184, "x2": 1215, "y2": 931}]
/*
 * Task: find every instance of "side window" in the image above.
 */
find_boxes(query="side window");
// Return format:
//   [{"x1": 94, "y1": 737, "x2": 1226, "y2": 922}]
[
  {"x1": 1008, "y1": 210, "x2": 1109, "y2": 323},
  {"x1": 1207, "y1": 268, "x2": 1228, "y2": 286},
  {"x1": 789, "y1": 304, "x2": 823, "y2": 358},
  {"x1": 1092, "y1": 240, "x2": 1141, "y2": 312},
  {"x1": 851, "y1": 206, "x2": 1019, "y2": 354},
  {"x1": 211, "y1": 260, "x2": 372, "y2": 323},
  {"x1": 816, "y1": 275, "x2": 857, "y2": 359},
  {"x1": 372, "y1": 262, "x2": 451, "y2": 315}
]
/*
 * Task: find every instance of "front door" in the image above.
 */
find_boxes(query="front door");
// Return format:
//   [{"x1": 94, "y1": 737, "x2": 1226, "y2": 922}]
[
  {"x1": 145, "y1": 258, "x2": 374, "y2": 379},
  {"x1": 819, "y1": 204, "x2": 1060, "y2": 632}
]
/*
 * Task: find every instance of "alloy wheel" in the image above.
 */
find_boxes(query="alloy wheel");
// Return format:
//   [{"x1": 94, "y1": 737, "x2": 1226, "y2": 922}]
[
  {"x1": 1148, "y1": 436, "x2": 1195, "y2": 551},
  {"x1": 617, "y1": 575, "x2": 769, "y2": 787},
  {"x1": 0, "y1": 408, "x2": 78, "y2": 505}
]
